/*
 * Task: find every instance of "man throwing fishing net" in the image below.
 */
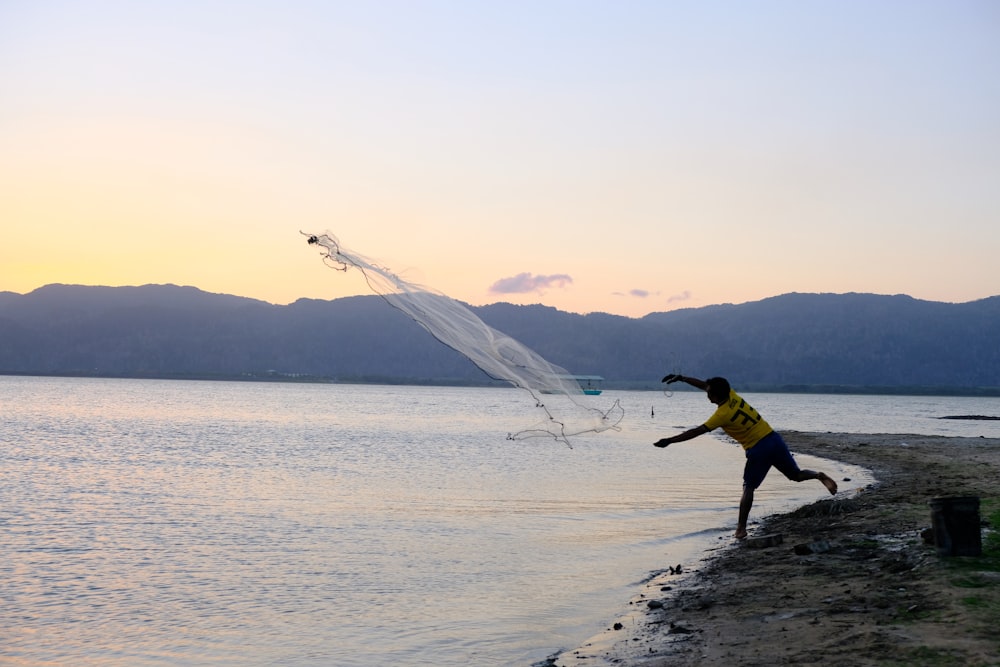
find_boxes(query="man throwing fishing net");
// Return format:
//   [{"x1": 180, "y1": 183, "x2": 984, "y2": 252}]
[{"x1": 654, "y1": 375, "x2": 838, "y2": 540}]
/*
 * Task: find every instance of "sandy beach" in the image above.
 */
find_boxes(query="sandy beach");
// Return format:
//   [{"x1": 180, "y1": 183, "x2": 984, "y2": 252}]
[{"x1": 552, "y1": 431, "x2": 1000, "y2": 666}]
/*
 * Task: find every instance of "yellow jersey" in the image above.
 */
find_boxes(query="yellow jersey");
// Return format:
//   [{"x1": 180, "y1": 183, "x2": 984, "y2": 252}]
[{"x1": 703, "y1": 389, "x2": 773, "y2": 449}]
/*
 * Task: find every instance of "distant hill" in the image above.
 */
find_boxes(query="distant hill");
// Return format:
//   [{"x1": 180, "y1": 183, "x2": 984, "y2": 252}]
[{"x1": 1, "y1": 284, "x2": 998, "y2": 393}]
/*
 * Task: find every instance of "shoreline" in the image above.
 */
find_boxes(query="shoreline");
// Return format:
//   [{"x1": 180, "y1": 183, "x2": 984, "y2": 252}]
[{"x1": 552, "y1": 431, "x2": 1000, "y2": 666}]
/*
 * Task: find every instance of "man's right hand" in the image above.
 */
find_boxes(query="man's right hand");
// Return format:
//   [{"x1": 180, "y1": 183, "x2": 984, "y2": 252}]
[{"x1": 661, "y1": 373, "x2": 682, "y2": 384}]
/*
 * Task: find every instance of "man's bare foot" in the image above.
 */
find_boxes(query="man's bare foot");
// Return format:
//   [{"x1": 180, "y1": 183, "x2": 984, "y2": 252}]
[
  {"x1": 818, "y1": 472, "x2": 838, "y2": 495},
  {"x1": 734, "y1": 527, "x2": 748, "y2": 540}
]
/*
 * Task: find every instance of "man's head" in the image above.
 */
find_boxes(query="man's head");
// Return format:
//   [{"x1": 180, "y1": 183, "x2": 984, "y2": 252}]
[{"x1": 706, "y1": 377, "x2": 731, "y2": 405}]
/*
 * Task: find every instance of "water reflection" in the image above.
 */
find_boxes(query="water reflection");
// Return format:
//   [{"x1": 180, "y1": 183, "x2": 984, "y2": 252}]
[{"x1": 5, "y1": 377, "x2": 978, "y2": 665}]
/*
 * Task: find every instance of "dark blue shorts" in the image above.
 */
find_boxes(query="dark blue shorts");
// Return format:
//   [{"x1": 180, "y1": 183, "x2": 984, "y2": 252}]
[{"x1": 743, "y1": 431, "x2": 801, "y2": 490}]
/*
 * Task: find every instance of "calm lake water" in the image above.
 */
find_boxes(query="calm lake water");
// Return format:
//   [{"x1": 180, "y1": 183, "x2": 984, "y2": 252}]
[{"x1": 2, "y1": 377, "x2": 997, "y2": 666}]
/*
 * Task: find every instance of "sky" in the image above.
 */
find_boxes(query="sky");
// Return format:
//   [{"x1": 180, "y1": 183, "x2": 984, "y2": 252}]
[{"x1": 2, "y1": 1, "x2": 998, "y2": 318}]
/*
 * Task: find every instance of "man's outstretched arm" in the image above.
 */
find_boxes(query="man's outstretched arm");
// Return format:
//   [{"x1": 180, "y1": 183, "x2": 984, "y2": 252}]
[
  {"x1": 654, "y1": 424, "x2": 710, "y2": 448},
  {"x1": 661, "y1": 374, "x2": 709, "y2": 391}
]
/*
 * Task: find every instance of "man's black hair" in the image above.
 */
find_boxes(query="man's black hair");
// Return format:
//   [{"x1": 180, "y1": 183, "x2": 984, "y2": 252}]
[{"x1": 706, "y1": 377, "x2": 731, "y2": 401}]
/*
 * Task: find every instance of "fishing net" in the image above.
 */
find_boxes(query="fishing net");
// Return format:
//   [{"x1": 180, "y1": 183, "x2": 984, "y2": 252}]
[{"x1": 305, "y1": 231, "x2": 623, "y2": 445}]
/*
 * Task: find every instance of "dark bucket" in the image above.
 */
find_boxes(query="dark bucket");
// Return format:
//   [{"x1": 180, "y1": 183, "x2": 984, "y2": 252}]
[{"x1": 929, "y1": 496, "x2": 982, "y2": 557}]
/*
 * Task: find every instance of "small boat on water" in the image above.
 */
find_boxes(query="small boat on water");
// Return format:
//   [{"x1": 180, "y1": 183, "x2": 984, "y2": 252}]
[{"x1": 541, "y1": 374, "x2": 604, "y2": 396}]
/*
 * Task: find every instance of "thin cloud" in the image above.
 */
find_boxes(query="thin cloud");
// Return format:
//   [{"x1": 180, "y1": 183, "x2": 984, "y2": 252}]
[
  {"x1": 667, "y1": 290, "x2": 692, "y2": 303},
  {"x1": 612, "y1": 288, "x2": 658, "y2": 299},
  {"x1": 489, "y1": 272, "x2": 573, "y2": 294}
]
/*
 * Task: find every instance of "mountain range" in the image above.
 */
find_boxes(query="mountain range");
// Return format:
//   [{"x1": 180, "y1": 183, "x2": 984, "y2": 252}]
[{"x1": 1, "y1": 284, "x2": 998, "y2": 394}]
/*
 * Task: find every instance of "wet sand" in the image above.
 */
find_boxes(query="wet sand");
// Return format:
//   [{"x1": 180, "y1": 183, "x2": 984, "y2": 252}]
[{"x1": 553, "y1": 431, "x2": 1000, "y2": 666}]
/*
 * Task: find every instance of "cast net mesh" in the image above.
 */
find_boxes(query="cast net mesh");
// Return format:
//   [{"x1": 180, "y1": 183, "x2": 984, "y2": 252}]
[{"x1": 305, "y1": 231, "x2": 623, "y2": 445}]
